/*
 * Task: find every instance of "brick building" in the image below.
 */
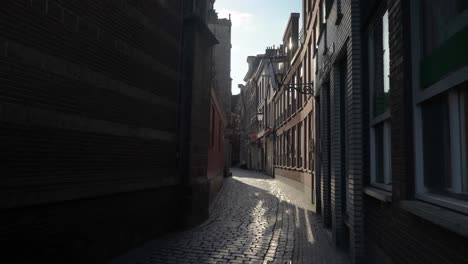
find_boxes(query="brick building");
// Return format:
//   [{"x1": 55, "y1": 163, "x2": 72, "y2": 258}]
[
  {"x1": 273, "y1": 12, "x2": 317, "y2": 206},
  {"x1": 0, "y1": 0, "x2": 223, "y2": 262},
  {"x1": 311, "y1": 0, "x2": 468, "y2": 263},
  {"x1": 208, "y1": 2, "x2": 233, "y2": 172},
  {"x1": 230, "y1": 93, "x2": 241, "y2": 166},
  {"x1": 239, "y1": 55, "x2": 263, "y2": 170},
  {"x1": 238, "y1": 1, "x2": 468, "y2": 263},
  {"x1": 207, "y1": 89, "x2": 225, "y2": 203},
  {"x1": 361, "y1": 0, "x2": 468, "y2": 263}
]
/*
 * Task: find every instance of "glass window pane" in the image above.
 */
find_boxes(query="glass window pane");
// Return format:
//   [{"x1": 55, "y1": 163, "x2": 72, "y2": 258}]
[
  {"x1": 422, "y1": 0, "x2": 468, "y2": 55},
  {"x1": 292, "y1": 127, "x2": 296, "y2": 167},
  {"x1": 383, "y1": 11, "x2": 390, "y2": 94},
  {"x1": 422, "y1": 94, "x2": 452, "y2": 193},
  {"x1": 372, "y1": 11, "x2": 390, "y2": 117},
  {"x1": 374, "y1": 124, "x2": 385, "y2": 184}
]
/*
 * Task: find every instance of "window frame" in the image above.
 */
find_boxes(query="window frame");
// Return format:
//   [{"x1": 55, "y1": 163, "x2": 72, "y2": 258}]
[
  {"x1": 368, "y1": 7, "x2": 392, "y2": 192},
  {"x1": 410, "y1": 0, "x2": 468, "y2": 214}
]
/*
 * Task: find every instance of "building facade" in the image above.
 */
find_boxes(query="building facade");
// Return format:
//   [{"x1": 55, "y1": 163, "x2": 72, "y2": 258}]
[
  {"x1": 312, "y1": 0, "x2": 468, "y2": 263},
  {"x1": 0, "y1": 0, "x2": 223, "y2": 262},
  {"x1": 208, "y1": 3, "x2": 233, "y2": 172},
  {"x1": 239, "y1": 55, "x2": 262, "y2": 170},
  {"x1": 361, "y1": 0, "x2": 468, "y2": 263},
  {"x1": 273, "y1": 12, "x2": 317, "y2": 205},
  {"x1": 207, "y1": 89, "x2": 225, "y2": 203},
  {"x1": 238, "y1": 1, "x2": 468, "y2": 263},
  {"x1": 230, "y1": 94, "x2": 241, "y2": 166}
]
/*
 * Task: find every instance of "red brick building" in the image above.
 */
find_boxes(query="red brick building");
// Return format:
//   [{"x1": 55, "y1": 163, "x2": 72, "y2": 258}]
[{"x1": 207, "y1": 89, "x2": 225, "y2": 203}]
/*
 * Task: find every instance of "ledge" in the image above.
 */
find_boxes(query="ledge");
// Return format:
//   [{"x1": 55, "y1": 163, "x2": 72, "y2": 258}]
[
  {"x1": 364, "y1": 186, "x2": 392, "y2": 202},
  {"x1": 400, "y1": 200, "x2": 468, "y2": 238}
]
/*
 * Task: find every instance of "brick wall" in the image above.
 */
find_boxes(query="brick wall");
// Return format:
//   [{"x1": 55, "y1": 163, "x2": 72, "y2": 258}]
[
  {"x1": 314, "y1": 0, "x2": 365, "y2": 261},
  {"x1": 207, "y1": 89, "x2": 225, "y2": 203},
  {"x1": 0, "y1": 0, "x2": 183, "y2": 261}
]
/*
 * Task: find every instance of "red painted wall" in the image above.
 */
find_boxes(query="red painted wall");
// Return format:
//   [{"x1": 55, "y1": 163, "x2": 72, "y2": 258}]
[{"x1": 207, "y1": 90, "x2": 225, "y2": 179}]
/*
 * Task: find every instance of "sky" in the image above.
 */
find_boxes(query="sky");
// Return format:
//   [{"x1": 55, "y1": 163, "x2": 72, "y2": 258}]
[{"x1": 214, "y1": 0, "x2": 302, "y2": 95}]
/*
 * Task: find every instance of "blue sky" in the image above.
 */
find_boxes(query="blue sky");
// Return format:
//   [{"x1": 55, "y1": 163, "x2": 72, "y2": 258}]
[{"x1": 214, "y1": 0, "x2": 302, "y2": 95}]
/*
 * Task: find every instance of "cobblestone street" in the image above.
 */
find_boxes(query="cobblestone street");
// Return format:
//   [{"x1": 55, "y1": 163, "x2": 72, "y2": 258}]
[{"x1": 111, "y1": 169, "x2": 349, "y2": 264}]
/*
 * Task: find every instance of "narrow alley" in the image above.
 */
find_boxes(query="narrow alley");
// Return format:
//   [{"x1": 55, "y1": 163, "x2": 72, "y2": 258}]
[
  {"x1": 1, "y1": 0, "x2": 467, "y2": 263},
  {"x1": 111, "y1": 169, "x2": 348, "y2": 264}
]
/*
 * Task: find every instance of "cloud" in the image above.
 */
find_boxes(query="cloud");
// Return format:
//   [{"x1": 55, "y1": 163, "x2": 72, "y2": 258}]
[{"x1": 217, "y1": 8, "x2": 255, "y2": 30}]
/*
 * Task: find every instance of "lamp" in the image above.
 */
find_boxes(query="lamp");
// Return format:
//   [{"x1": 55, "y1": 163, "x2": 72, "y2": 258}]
[{"x1": 257, "y1": 112, "x2": 264, "y2": 123}]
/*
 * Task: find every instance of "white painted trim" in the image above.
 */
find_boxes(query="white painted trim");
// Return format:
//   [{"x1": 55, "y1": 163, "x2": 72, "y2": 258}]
[
  {"x1": 449, "y1": 90, "x2": 462, "y2": 193},
  {"x1": 370, "y1": 127, "x2": 376, "y2": 184},
  {"x1": 410, "y1": 0, "x2": 426, "y2": 194},
  {"x1": 411, "y1": 0, "x2": 468, "y2": 206},
  {"x1": 370, "y1": 120, "x2": 392, "y2": 187},
  {"x1": 415, "y1": 193, "x2": 468, "y2": 215},
  {"x1": 414, "y1": 107, "x2": 425, "y2": 194},
  {"x1": 364, "y1": 186, "x2": 392, "y2": 202},
  {"x1": 384, "y1": 121, "x2": 392, "y2": 185},
  {"x1": 415, "y1": 66, "x2": 468, "y2": 104},
  {"x1": 371, "y1": 182, "x2": 392, "y2": 193}
]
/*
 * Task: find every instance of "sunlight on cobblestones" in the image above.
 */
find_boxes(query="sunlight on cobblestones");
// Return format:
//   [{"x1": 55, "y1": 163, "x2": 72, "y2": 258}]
[{"x1": 111, "y1": 169, "x2": 349, "y2": 264}]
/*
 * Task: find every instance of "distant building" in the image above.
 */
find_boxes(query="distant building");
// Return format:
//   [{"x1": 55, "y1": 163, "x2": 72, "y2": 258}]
[
  {"x1": 208, "y1": 2, "x2": 233, "y2": 172},
  {"x1": 230, "y1": 94, "x2": 241, "y2": 166}
]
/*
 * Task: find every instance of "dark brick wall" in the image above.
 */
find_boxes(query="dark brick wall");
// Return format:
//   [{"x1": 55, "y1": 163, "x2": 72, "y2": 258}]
[
  {"x1": 3, "y1": 186, "x2": 181, "y2": 264},
  {"x1": 0, "y1": 0, "x2": 184, "y2": 261},
  {"x1": 365, "y1": 197, "x2": 468, "y2": 264},
  {"x1": 0, "y1": 0, "x2": 181, "y2": 206},
  {"x1": 315, "y1": 0, "x2": 365, "y2": 261}
]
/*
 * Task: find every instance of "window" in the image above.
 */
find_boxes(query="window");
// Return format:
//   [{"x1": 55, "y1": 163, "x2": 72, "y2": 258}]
[
  {"x1": 422, "y1": 0, "x2": 467, "y2": 56},
  {"x1": 321, "y1": 0, "x2": 326, "y2": 24},
  {"x1": 369, "y1": 9, "x2": 392, "y2": 190},
  {"x1": 283, "y1": 134, "x2": 286, "y2": 166},
  {"x1": 293, "y1": 76, "x2": 297, "y2": 112},
  {"x1": 411, "y1": 0, "x2": 468, "y2": 210},
  {"x1": 298, "y1": 122, "x2": 302, "y2": 168},
  {"x1": 314, "y1": 18, "x2": 318, "y2": 54},
  {"x1": 371, "y1": 11, "x2": 390, "y2": 117},
  {"x1": 304, "y1": 118, "x2": 308, "y2": 168},
  {"x1": 421, "y1": 86, "x2": 468, "y2": 199},
  {"x1": 298, "y1": 66, "x2": 303, "y2": 108},
  {"x1": 288, "y1": 84, "x2": 292, "y2": 117},
  {"x1": 292, "y1": 127, "x2": 296, "y2": 167},
  {"x1": 286, "y1": 130, "x2": 291, "y2": 167},
  {"x1": 309, "y1": 112, "x2": 313, "y2": 171}
]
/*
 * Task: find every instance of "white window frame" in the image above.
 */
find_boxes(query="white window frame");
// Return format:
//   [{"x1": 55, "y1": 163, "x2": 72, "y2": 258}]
[
  {"x1": 369, "y1": 9, "x2": 392, "y2": 192},
  {"x1": 410, "y1": 0, "x2": 468, "y2": 214}
]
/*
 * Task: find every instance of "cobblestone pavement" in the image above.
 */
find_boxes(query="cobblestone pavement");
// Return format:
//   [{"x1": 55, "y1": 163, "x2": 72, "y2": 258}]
[{"x1": 111, "y1": 169, "x2": 349, "y2": 264}]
